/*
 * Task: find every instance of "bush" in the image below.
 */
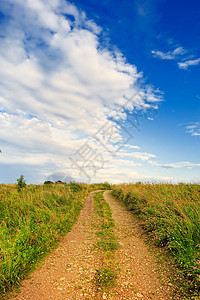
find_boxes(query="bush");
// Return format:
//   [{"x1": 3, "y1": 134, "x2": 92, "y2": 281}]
[
  {"x1": 44, "y1": 181, "x2": 54, "y2": 184},
  {"x1": 17, "y1": 175, "x2": 26, "y2": 191},
  {"x1": 103, "y1": 181, "x2": 111, "y2": 189}
]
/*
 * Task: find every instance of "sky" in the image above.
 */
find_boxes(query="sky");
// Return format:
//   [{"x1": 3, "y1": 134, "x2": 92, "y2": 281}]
[{"x1": 0, "y1": 0, "x2": 199, "y2": 184}]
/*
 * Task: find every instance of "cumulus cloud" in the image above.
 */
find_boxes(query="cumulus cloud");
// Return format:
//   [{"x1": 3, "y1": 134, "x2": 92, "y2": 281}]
[
  {"x1": 152, "y1": 46, "x2": 186, "y2": 60},
  {"x1": 178, "y1": 58, "x2": 200, "y2": 70},
  {"x1": 0, "y1": 0, "x2": 162, "y2": 183}
]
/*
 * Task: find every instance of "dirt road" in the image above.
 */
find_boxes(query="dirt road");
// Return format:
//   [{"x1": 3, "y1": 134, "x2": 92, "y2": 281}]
[
  {"x1": 103, "y1": 191, "x2": 177, "y2": 299},
  {"x1": 10, "y1": 191, "x2": 178, "y2": 300},
  {"x1": 11, "y1": 191, "x2": 101, "y2": 300}
]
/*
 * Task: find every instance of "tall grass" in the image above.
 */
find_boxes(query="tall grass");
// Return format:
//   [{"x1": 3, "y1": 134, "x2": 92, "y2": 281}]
[
  {"x1": 0, "y1": 183, "x2": 88, "y2": 297},
  {"x1": 112, "y1": 183, "x2": 200, "y2": 296}
]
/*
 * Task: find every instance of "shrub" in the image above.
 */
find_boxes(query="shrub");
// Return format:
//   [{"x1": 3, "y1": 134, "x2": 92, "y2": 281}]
[
  {"x1": 44, "y1": 181, "x2": 54, "y2": 184},
  {"x1": 17, "y1": 175, "x2": 26, "y2": 191}
]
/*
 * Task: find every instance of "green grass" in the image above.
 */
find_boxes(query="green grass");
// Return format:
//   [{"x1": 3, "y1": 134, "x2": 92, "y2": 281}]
[
  {"x1": 112, "y1": 183, "x2": 200, "y2": 297},
  {"x1": 1, "y1": 181, "x2": 199, "y2": 298},
  {"x1": 89, "y1": 182, "x2": 111, "y2": 191},
  {"x1": 93, "y1": 192, "x2": 118, "y2": 290},
  {"x1": 93, "y1": 267, "x2": 116, "y2": 288},
  {"x1": 0, "y1": 183, "x2": 88, "y2": 297}
]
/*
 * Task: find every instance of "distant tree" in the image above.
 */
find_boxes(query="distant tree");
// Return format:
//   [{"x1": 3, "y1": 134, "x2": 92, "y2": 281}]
[
  {"x1": 17, "y1": 175, "x2": 26, "y2": 191},
  {"x1": 44, "y1": 180, "x2": 54, "y2": 184},
  {"x1": 55, "y1": 180, "x2": 64, "y2": 184}
]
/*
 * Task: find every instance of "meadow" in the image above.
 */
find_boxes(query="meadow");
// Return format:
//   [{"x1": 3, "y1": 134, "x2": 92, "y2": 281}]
[
  {"x1": 0, "y1": 181, "x2": 199, "y2": 298},
  {"x1": 112, "y1": 183, "x2": 200, "y2": 296},
  {"x1": 0, "y1": 182, "x2": 88, "y2": 297}
]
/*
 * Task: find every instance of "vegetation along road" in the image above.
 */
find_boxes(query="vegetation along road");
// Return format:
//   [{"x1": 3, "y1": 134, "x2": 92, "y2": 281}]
[{"x1": 4, "y1": 186, "x2": 197, "y2": 299}]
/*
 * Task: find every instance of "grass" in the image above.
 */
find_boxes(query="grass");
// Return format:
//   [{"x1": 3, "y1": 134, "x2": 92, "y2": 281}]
[
  {"x1": 0, "y1": 183, "x2": 88, "y2": 298},
  {"x1": 93, "y1": 192, "x2": 118, "y2": 290},
  {"x1": 94, "y1": 267, "x2": 116, "y2": 288},
  {"x1": 112, "y1": 183, "x2": 200, "y2": 297},
  {"x1": 1, "y1": 181, "x2": 199, "y2": 298}
]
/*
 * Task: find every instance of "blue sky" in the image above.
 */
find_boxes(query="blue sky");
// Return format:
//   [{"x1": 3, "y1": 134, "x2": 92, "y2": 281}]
[{"x1": 0, "y1": 0, "x2": 199, "y2": 184}]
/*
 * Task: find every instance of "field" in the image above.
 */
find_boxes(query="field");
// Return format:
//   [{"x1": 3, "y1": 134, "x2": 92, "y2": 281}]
[
  {"x1": 112, "y1": 183, "x2": 200, "y2": 295},
  {"x1": 0, "y1": 183, "x2": 89, "y2": 296},
  {"x1": 0, "y1": 182, "x2": 199, "y2": 299}
]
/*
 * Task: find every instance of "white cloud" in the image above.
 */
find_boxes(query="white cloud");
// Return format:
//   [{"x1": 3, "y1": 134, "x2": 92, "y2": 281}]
[
  {"x1": 178, "y1": 58, "x2": 200, "y2": 70},
  {"x1": 117, "y1": 151, "x2": 156, "y2": 161},
  {"x1": 152, "y1": 44, "x2": 200, "y2": 71},
  {"x1": 162, "y1": 162, "x2": 200, "y2": 169},
  {"x1": 148, "y1": 160, "x2": 200, "y2": 169},
  {"x1": 123, "y1": 144, "x2": 140, "y2": 150},
  {"x1": 0, "y1": 0, "x2": 162, "y2": 183},
  {"x1": 152, "y1": 46, "x2": 186, "y2": 60},
  {"x1": 185, "y1": 122, "x2": 200, "y2": 136}
]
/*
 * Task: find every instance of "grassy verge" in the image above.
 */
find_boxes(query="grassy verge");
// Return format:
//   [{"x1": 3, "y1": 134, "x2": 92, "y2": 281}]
[
  {"x1": 89, "y1": 182, "x2": 111, "y2": 191},
  {"x1": 0, "y1": 183, "x2": 88, "y2": 298},
  {"x1": 93, "y1": 192, "x2": 118, "y2": 292},
  {"x1": 112, "y1": 183, "x2": 200, "y2": 298}
]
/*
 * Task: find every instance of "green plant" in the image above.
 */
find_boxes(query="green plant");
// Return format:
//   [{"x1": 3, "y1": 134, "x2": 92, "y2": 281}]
[
  {"x1": 103, "y1": 182, "x2": 111, "y2": 189},
  {"x1": 69, "y1": 182, "x2": 83, "y2": 192},
  {"x1": 94, "y1": 267, "x2": 116, "y2": 288},
  {"x1": 17, "y1": 175, "x2": 26, "y2": 190},
  {"x1": 93, "y1": 192, "x2": 118, "y2": 291}
]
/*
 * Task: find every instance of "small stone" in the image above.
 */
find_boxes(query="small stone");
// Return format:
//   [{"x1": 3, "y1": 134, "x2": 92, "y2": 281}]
[
  {"x1": 59, "y1": 277, "x2": 66, "y2": 281},
  {"x1": 136, "y1": 293, "x2": 143, "y2": 298}
]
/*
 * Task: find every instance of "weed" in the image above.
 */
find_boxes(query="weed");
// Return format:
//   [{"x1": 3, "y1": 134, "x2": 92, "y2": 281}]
[
  {"x1": 94, "y1": 267, "x2": 116, "y2": 288},
  {"x1": 93, "y1": 192, "x2": 119, "y2": 291}
]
